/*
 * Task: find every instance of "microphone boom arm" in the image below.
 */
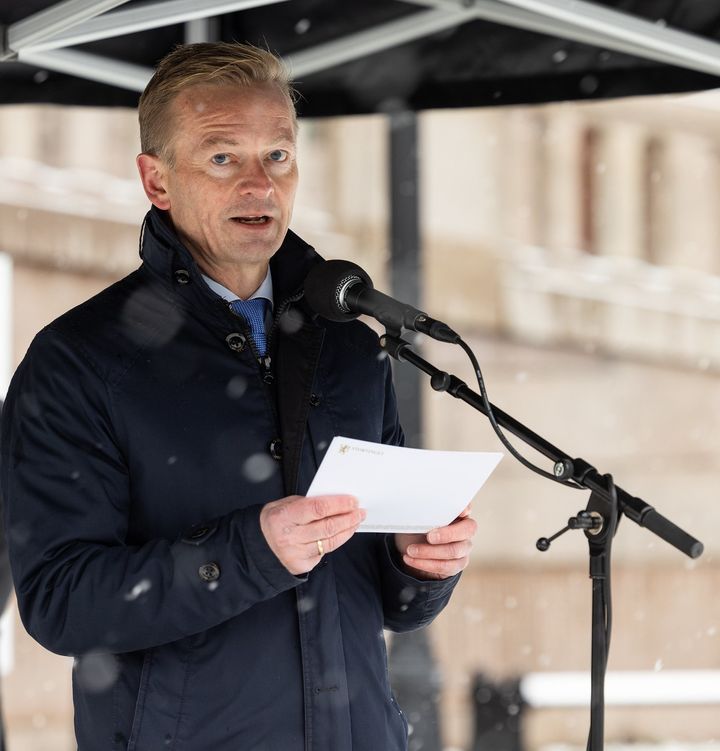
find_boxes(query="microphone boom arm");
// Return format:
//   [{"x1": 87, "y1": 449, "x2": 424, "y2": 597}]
[{"x1": 380, "y1": 332, "x2": 704, "y2": 559}]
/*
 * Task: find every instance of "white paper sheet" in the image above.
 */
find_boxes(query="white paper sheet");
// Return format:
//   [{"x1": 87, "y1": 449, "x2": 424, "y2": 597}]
[{"x1": 306, "y1": 436, "x2": 503, "y2": 533}]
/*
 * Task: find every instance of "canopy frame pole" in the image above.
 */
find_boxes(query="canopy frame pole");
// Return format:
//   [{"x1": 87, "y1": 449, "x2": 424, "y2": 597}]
[
  {"x1": 406, "y1": 0, "x2": 720, "y2": 77},
  {"x1": 502, "y1": 0, "x2": 720, "y2": 72},
  {"x1": 17, "y1": 47, "x2": 152, "y2": 91},
  {"x1": 287, "y1": 8, "x2": 473, "y2": 78},
  {"x1": 21, "y1": 0, "x2": 288, "y2": 53},
  {"x1": 2, "y1": 0, "x2": 129, "y2": 59}
]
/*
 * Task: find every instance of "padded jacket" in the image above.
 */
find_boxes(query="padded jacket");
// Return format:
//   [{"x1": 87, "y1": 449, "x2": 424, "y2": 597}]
[{"x1": 1, "y1": 208, "x2": 459, "y2": 751}]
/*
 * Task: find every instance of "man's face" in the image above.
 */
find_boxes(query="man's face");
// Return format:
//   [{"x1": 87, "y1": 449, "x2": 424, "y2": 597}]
[{"x1": 138, "y1": 83, "x2": 298, "y2": 277}]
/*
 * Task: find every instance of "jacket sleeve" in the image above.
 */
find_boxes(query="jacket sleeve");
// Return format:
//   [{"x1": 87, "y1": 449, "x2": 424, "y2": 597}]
[
  {"x1": 0, "y1": 399, "x2": 13, "y2": 612},
  {"x1": 0, "y1": 328, "x2": 302, "y2": 657},
  {"x1": 375, "y1": 359, "x2": 461, "y2": 632}
]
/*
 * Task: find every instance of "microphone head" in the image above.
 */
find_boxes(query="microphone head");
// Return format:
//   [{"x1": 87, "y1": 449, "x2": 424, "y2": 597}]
[{"x1": 304, "y1": 259, "x2": 374, "y2": 322}]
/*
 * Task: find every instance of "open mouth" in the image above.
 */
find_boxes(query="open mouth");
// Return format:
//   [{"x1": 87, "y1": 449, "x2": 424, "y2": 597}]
[{"x1": 232, "y1": 215, "x2": 271, "y2": 225}]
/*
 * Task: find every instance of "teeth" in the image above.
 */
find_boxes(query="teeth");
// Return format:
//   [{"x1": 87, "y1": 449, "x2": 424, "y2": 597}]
[{"x1": 236, "y1": 216, "x2": 267, "y2": 224}]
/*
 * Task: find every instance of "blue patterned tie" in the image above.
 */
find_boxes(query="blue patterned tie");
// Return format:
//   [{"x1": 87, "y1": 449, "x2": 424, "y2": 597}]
[{"x1": 229, "y1": 298, "x2": 269, "y2": 356}]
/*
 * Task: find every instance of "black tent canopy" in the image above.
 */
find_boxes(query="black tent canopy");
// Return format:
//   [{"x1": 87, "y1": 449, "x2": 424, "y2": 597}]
[
  {"x1": 1, "y1": 0, "x2": 720, "y2": 116},
  {"x1": 2, "y1": 0, "x2": 720, "y2": 445}
]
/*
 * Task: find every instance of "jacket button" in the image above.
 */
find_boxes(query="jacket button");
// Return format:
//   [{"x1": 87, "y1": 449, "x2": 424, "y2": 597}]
[
  {"x1": 309, "y1": 393, "x2": 321, "y2": 407},
  {"x1": 225, "y1": 333, "x2": 247, "y2": 352},
  {"x1": 198, "y1": 562, "x2": 220, "y2": 582},
  {"x1": 269, "y1": 438, "x2": 283, "y2": 461},
  {"x1": 263, "y1": 372, "x2": 275, "y2": 385},
  {"x1": 174, "y1": 269, "x2": 191, "y2": 284}
]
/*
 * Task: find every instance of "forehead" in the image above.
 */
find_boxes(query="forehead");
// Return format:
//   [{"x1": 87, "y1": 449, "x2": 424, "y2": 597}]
[{"x1": 171, "y1": 83, "x2": 296, "y2": 144}]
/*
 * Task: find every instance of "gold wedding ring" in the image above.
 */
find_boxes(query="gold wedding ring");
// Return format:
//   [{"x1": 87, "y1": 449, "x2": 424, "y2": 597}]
[{"x1": 316, "y1": 539, "x2": 325, "y2": 557}]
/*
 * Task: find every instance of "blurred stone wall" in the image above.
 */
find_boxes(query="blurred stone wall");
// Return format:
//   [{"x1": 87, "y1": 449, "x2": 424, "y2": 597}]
[{"x1": 0, "y1": 90, "x2": 719, "y2": 750}]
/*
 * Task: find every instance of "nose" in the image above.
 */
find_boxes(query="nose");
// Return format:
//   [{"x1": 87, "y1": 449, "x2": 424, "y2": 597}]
[{"x1": 238, "y1": 158, "x2": 273, "y2": 198}]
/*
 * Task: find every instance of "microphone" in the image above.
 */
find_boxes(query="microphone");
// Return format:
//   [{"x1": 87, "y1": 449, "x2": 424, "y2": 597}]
[{"x1": 303, "y1": 259, "x2": 460, "y2": 343}]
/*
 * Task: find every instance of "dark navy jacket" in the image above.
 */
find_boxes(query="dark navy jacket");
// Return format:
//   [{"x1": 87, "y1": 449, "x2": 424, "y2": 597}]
[
  {"x1": 0, "y1": 399, "x2": 8, "y2": 751},
  {"x1": 1, "y1": 209, "x2": 459, "y2": 751},
  {"x1": 0, "y1": 400, "x2": 10, "y2": 612}
]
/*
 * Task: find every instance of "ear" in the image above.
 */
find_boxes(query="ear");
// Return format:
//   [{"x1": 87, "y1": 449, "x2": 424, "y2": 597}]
[{"x1": 136, "y1": 153, "x2": 171, "y2": 210}]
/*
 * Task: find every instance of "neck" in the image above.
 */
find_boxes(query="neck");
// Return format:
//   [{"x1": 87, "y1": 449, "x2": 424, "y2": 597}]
[{"x1": 200, "y1": 262, "x2": 268, "y2": 300}]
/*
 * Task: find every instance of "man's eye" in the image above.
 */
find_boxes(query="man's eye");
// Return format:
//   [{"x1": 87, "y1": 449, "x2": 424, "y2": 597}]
[
  {"x1": 211, "y1": 154, "x2": 230, "y2": 165},
  {"x1": 268, "y1": 150, "x2": 288, "y2": 162}
]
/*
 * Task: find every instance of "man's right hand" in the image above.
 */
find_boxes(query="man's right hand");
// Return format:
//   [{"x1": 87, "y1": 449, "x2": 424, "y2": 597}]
[{"x1": 259, "y1": 495, "x2": 366, "y2": 575}]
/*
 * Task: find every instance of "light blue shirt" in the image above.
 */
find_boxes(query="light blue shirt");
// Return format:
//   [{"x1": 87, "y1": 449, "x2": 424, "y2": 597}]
[{"x1": 202, "y1": 268, "x2": 274, "y2": 309}]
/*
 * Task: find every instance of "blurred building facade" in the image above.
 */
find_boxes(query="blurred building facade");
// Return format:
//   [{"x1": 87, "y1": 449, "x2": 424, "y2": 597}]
[{"x1": 0, "y1": 91, "x2": 718, "y2": 750}]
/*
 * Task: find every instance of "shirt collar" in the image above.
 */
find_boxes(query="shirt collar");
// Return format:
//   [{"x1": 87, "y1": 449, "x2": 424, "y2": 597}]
[{"x1": 202, "y1": 267, "x2": 274, "y2": 309}]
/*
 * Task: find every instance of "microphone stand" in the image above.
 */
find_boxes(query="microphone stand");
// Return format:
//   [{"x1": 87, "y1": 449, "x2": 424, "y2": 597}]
[{"x1": 379, "y1": 331, "x2": 704, "y2": 751}]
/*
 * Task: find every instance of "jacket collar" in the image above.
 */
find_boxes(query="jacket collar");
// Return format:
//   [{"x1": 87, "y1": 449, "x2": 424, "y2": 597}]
[{"x1": 139, "y1": 206, "x2": 324, "y2": 307}]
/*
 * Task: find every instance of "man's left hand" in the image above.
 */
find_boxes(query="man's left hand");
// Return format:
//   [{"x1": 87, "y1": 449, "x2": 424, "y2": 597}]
[{"x1": 394, "y1": 505, "x2": 477, "y2": 581}]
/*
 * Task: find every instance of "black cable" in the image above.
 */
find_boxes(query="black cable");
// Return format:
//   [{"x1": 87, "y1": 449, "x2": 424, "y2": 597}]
[
  {"x1": 458, "y1": 337, "x2": 584, "y2": 489},
  {"x1": 604, "y1": 479, "x2": 616, "y2": 664},
  {"x1": 605, "y1": 568, "x2": 613, "y2": 664}
]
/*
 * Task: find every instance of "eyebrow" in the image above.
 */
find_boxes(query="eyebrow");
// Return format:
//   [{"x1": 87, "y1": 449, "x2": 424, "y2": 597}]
[
  {"x1": 198, "y1": 130, "x2": 296, "y2": 150},
  {"x1": 198, "y1": 135, "x2": 239, "y2": 150}
]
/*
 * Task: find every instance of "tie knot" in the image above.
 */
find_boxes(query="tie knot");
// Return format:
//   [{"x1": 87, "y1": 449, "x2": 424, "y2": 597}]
[{"x1": 230, "y1": 298, "x2": 269, "y2": 356}]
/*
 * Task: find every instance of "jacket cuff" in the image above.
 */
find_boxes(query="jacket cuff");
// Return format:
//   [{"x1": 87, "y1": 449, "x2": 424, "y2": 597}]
[{"x1": 236, "y1": 504, "x2": 308, "y2": 591}]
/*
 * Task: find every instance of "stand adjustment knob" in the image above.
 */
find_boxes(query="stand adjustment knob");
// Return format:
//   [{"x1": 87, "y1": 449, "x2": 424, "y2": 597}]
[
  {"x1": 537, "y1": 509, "x2": 604, "y2": 551},
  {"x1": 553, "y1": 458, "x2": 575, "y2": 480}
]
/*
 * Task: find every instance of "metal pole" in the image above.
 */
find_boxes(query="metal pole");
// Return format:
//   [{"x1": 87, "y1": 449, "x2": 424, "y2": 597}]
[
  {"x1": 387, "y1": 109, "x2": 443, "y2": 751},
  {"x1": 388, "y1": 109, "x2": 423, "y2": 448},
  {"x1": 5, "y1": 0, "x2": 129, "y2": 56}
]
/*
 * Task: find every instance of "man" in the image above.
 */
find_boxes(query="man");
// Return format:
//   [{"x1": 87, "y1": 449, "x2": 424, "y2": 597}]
[
  {"x1": 0, "y1": 400, "x2": 8, "y2": 750},
  {"x1": 0, "y1": 42, "x2": 476, "y2": 750}
]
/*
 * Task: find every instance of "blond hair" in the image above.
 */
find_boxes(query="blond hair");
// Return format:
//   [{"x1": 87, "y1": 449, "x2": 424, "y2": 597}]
[{"x1": 138, "y1": 41, "x2": 296, "y2": 163}]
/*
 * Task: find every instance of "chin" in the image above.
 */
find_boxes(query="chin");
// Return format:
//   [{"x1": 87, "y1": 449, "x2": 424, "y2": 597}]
[{"x1": 229, "y1": 243, "x2": 279, "y2": 264}]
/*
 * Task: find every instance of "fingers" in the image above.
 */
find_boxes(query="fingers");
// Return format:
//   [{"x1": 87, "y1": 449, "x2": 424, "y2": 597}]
[
  {"x1": 401, "y1": 554, "x2": 470, "y2": 579},
  {"x1": 259, "y1": 494, "x2": 365, "y2": 576},
  {"x1": 296, "y1": 508, "x2": 366, "y2": 546},
  {"x1": 404, "y1": 538, "x2": 472, "y2": 561},
  {"x1": 312, "y1": 519, "x2": 361, "y2": 556},
  {"x1": 291, "y1": 494, "x2": 360, "y2": 525},
  {"x1": 398, "y1": 515, "x2": 478, "y2": 580},
  {"x1": 399, "y1": 536, "x2": 472, "y2": 580},
  {"x1": 426, "y1": 516, "x2": 477, "y2": 545}
]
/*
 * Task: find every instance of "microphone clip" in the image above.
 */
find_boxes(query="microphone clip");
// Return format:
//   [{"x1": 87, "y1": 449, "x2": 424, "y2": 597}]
[{"x1": 379, "y1": 332, "x2": 409, "y2": 360}]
